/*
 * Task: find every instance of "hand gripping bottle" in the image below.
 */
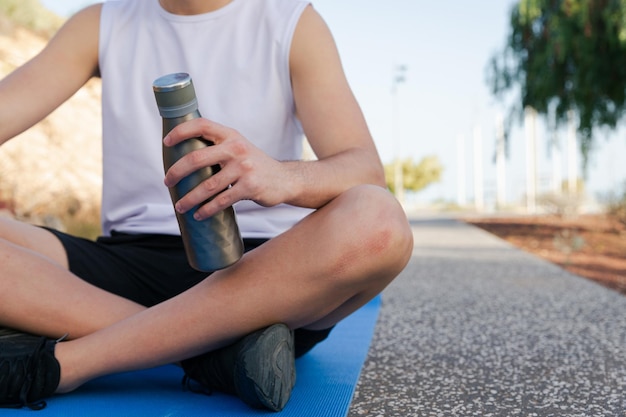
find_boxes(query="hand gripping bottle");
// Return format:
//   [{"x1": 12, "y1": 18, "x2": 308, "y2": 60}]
[{"x1": 153, "y1": 73, "x2": 243, "y2": 271}]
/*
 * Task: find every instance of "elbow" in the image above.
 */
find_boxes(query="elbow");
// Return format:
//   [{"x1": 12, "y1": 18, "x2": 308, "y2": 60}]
[
  {"x1": 368, "y1": 159, "x2": 387, "y2": 188},
  {"x1": 371, "y1": 169, "x2": 387, "y2": 189},
  {"x1": 354, "y1": 146, "x2": 386, "y2": 188}
]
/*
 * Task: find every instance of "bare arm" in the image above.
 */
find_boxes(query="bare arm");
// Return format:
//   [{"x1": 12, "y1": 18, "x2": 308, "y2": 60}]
[
  {"x1": 0, "y1": 4, "x2": 101, "y2": 146},
  {"x1": 286, "y1": 5, "x2": 386, "y2": 206},
  {"x1": 163, "y1": 5, "x2": 386, "y2": 219}
]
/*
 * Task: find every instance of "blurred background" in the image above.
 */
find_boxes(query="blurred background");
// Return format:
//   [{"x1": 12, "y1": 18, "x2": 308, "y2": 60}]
[{"x1": 2, "y1": 0, "x2": 626, "y2": 237}]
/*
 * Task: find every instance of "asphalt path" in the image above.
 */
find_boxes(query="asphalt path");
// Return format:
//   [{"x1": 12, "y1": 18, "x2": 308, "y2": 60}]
[{"x1": 349, "y1": 216, "x2": 626, "y2": 417}]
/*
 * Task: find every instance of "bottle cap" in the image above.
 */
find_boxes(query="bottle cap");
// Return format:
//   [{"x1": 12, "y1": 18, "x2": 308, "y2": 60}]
[{"x1": 153, "y1": 73, "x2": 198, "y2": 118}]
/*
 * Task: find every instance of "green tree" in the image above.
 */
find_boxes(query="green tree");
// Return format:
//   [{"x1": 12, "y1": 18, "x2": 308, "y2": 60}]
[
  {"x1": 487, "y1": 0, "x2": 626, "y2": 174},
  {"x1": 384, "y1": 155, "x2": 443, "y2": 195}
]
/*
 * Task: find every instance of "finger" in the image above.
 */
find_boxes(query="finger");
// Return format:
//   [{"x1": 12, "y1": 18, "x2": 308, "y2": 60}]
[
  {"x1": 164, "y1": 146, "x2": 220, "y2": 188},
  {"x1": 174, "y1": 164, "x2": 240, "y2": 214},
  {"x1": 163, "y1": 118, "x2": 232, "y2": 147},
  {"x1": 193, "y1": 185, "x2": 242, "y2": 221}
]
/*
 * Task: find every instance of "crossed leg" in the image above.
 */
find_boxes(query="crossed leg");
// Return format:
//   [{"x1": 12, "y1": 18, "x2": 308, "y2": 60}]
[
  {"x1": 0, "y1": 217, "x2": 145, "y2": 339},
  {"x1": 0, "y1": 185, "x2": 413, "y2": 394}
]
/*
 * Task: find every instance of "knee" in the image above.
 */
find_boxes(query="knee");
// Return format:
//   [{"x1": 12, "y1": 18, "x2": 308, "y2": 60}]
[
  {"x1": 356, "y1": 185, "x2": 413, "y2": 267},
  {"x1": 331, "y1": 185, "x2": 413, "y2": 282}
]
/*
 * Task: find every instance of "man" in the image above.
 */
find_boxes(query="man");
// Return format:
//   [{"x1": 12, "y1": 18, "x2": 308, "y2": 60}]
[{"x1": 0, "y1": 0, "x2": 413, "y2": 412}]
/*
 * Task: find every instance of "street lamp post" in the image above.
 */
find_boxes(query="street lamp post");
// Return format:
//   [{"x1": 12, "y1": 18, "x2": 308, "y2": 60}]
[{"x1": 392, "y1": 65, "x2": 407, "y2": 204}]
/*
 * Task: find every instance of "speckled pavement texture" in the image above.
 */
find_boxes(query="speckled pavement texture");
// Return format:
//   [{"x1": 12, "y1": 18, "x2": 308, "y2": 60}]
[{"x1": 349, "y1": 216, "x2": 626, "y2": 417}]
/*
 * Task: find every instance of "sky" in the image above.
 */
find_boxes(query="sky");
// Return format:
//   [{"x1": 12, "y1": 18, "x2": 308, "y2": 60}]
[{"x1": 39, "y1": 0, "x2": 626, "y2": 209}]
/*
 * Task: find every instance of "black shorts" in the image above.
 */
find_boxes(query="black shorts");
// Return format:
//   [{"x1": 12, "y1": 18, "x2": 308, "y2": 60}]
[
  {"x1": 44, "y1": 228, "x2": 333, "y2": 355},
  {"x1": 44, "y1": 228, "x2": 266, "y2": 307}
]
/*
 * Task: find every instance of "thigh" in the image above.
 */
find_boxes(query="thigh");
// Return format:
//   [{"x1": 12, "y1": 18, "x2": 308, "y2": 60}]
[{"x1": 0, "y1": 217, "x2": 69, "y2": 267}]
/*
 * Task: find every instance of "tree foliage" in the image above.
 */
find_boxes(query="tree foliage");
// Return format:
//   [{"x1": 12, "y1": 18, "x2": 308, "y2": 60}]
[
  {"x1": 384, "y1": 155, "x2": 443, "y2": 194},
  {"x1": 487, "y1": 0, "x2": 626, "y2": 174}
]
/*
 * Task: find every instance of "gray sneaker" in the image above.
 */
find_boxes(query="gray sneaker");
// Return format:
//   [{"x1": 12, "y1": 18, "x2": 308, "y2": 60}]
[
  {"x1": 0, "y1": 330, "x2": 62, "y2": 410},
  {"x1": 182, "y1": 323, "x2": 295, "y2": 411}
]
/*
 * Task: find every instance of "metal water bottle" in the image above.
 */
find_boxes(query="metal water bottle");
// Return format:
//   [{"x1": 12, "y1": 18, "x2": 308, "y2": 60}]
[{"x1": 153, "y1": 72, "x2": 243, "y2": 271}]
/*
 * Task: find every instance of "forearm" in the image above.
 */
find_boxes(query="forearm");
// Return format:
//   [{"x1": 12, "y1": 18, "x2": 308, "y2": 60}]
[{"x1": 281, "y1": 146, "x2": 386, "y2": 210}]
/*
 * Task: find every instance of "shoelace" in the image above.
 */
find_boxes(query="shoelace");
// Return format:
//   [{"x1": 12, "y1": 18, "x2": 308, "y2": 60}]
[
  {"x1": 20, "y1": 337, "x2": 49, "y2": 410},
  {"x1": 0, "y1": 337, "x2": 48, "y2": 410},
  {"x1": 0, "y1": 334, "x2": 65, "y2": 411}
]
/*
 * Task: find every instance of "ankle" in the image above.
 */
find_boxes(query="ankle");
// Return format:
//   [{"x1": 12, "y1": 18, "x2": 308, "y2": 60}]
[{"x1": 53, "y1": 341, "x2": 86, "y2": 394}]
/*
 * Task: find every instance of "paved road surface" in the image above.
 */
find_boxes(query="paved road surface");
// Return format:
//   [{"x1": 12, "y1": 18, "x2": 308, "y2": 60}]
[{"x1": 349, "y1": 216, "x2": 626, "y2": 417}]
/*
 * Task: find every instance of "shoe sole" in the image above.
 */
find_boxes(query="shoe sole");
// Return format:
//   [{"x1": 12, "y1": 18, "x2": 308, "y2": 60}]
[{"x1": 234, "y1": 323, "x2": 295, "y2": 412}]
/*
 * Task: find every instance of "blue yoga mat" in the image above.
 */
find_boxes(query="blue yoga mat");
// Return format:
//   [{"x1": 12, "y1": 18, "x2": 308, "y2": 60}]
[{"x1": 6, "y1": 296, "x2": 380, "y2": 416}]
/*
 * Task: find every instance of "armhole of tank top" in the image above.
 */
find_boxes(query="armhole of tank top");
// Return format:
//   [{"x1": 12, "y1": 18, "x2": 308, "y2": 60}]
[
  {"x1": 281, "y1": 1, "x2": 310, "y2": 132},
  {"x1": 97, "y1": 1, "x2": 112, "y2": 77}
]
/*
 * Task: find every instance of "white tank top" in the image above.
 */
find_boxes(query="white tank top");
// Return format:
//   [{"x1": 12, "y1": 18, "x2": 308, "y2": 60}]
[{"x1": 99, "y1": 0, "x2": 312, "y2": 238}]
